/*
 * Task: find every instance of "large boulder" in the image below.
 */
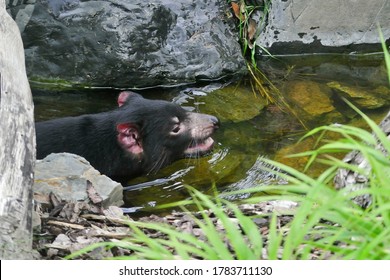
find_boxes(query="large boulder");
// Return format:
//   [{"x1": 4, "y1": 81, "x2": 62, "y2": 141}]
[
  {"x1": 0, "y1": 0, "x2": 36, "y2": 259},
  {"x1": 257, "y1": 0, "x2": 390, "y2": 54},
  {"x1": 7, "y1": 0, "x2": 246, "y2": 89}
]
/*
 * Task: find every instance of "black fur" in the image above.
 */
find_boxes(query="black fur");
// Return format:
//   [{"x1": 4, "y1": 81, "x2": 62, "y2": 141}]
[{"x1": 36, "y1": 92, "x2": 219, "y2": 181}]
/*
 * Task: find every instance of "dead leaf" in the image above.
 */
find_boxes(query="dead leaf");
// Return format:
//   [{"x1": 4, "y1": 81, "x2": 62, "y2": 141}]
[
  {"x1": 231, "y1": 2, "x2": 241, "y2": 19},
  {"x1": 248, "y1": 18, "x2": 257, "y2": 41}
]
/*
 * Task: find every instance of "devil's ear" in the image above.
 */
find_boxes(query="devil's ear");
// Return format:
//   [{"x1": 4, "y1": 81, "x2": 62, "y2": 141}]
[
  {"x1": 116, "y1": 123, "x2": 143, "y2": 155},
  {"x1": 117, "y1": 91, "x2": 143, "y2": 107}
]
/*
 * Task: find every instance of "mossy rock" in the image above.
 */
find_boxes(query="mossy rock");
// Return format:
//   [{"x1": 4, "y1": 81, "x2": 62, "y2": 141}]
[
  {"x1": 198, "y1": 84, "x2": 268, "y2": 122},
  {"x1": 284, "y1": 80, "x2": 343, "y2": 125},
  {"x1": 127, "y1": 148, "x2": 253, "y2": 189},
  {"x1": 327, "y1": 81, "x2": 390, "y2": 109}
]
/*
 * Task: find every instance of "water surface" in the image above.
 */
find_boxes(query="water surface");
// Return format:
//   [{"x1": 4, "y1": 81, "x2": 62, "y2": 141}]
[{"x1": 33, "y1": 53, "x2": 390, "y2": 214}]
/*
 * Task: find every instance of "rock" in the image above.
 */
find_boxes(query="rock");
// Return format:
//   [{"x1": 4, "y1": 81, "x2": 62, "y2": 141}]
[
  {"x1": 284, "y1": 80, "x2": 342, "y2": 124},
  {"x1": 50, "y1": 233, "x2": 72, "y2": 249},
  {"x1": 274, "y1": 137, "x2": 316, "y2": 173},
  {"x1": 7, "y1": 0, "x2": 246, "y2": 89},
  {"x1": 0, "y1": 0, "x2": 37, "y2": 260},
  {"x1": 334, "y1": 111, "x2": 390, "y2": 208},
  {"x1": 327, "y1": 81, "x2": 390, "y2": 109},
  {"x1": 198, "y1": 84, "x2": 268, "y2": 123},
  {"x1": 268, "y1": 200, "x2": 298, "y2": 215},
  {"x1": 46, "y1": 233, "x2": 112, "y2": 259},
  {"x1": 32, "y1": 210, "x2": 41, "y2": 232},
  {"x1": 34, "y1": 153, "x2": 123, "y2": 207},
  {"x1": 257, "y1": 0, "x2": 390, "y2": 54},
  {"x1": 173, "y1": 83, "x2": 268, "y2": 122}
]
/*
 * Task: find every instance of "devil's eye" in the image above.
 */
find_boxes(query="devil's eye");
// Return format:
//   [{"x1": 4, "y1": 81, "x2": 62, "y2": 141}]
[
  {"x1": 172, "y1": 124, "x2": 181, "y2": 133},
  {"x1": 170, "y1": 117, "x2": 181, "y2": 135}
]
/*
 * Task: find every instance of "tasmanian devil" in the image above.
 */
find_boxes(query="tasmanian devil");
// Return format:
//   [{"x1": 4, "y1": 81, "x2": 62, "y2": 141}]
[{"x1": 36, "y1": 91, "x2": 219, "y2": 181}]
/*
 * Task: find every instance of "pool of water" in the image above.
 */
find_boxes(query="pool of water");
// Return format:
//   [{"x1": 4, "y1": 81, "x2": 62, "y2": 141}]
[{"x1": 33, "y1": 53, "x2": 390, "y2": 214}]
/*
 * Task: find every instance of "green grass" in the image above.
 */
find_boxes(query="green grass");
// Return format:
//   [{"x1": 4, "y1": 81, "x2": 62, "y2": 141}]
[
  {"x1": 229, "y1": 0, "x2": 272, "y2": 66},
  {"x1": 378, "y1": 25, "x2": 390, "y2": 84}
]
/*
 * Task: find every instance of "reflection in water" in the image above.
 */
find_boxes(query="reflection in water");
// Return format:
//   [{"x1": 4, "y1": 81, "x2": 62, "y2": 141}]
[
  {"x1": 223, "y1": 156, "x2": 288, "y2": 200},
  {"x1": 33, "y1": 54, "x2": 390, "y2": 214},
  {"x1": 123, "y1": 167, "x2": 195, "y2": 191}
]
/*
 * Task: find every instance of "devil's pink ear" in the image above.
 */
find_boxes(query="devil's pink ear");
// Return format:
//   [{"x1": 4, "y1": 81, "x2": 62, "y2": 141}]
[
  {"x1": 117, "y1": 91, "x2": 132, "y2": 107},
  {"x1": 116, "y1": 123, "x2": 143, "y2": 155},
  {"x1": 117, "y1": 91, "x2": 142, "y2": 107}
]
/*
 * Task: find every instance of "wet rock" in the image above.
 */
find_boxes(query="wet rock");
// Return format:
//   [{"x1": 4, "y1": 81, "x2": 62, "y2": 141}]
[
  {"x1": 327, "y1": 81, "x2": 390, "y2": 109},
  {"x1": 34, "y1": 153, "x2": 123, "y2": 207},
  {"x1": 284, "y1": 80, "x2": 342, "y2": 124},
  {"x1": 273, "y1": 127, "x2": 349, "y2": 176},
  {"x1": 257, "y1": 0, "x2": 390, "y2": 54},
  {"x1": 7, "y1": 0, "x2": 246, "y2": 89},
  {"x1": 194, "y1": 84, "x2": 268, "y2": 122},
  {"x1": 274, "y1": 137, "x2": 317, "y2": 173}
]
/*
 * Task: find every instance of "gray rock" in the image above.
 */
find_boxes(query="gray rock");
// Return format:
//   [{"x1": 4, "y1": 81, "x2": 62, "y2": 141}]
[
  {"x1": 257, "y1": 0, "x2": 390, "y2": 54},
  {"x1": 34, "y1": 153, "x2": 123, "y2": 207},
  {"x1": 7, "y1": 0, "x2": 246, "y2": 89},
  {"x1": 0, "y1": 0, "x2": 37, "y2": 259},
  {"x1": 334, "y1": 111, "x2": 390, "y2": 208}
]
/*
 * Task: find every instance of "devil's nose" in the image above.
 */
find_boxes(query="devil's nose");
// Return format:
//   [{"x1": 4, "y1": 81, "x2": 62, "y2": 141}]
[{"x1": 209, "y1": 115, "x2": 220, "y2": 128}]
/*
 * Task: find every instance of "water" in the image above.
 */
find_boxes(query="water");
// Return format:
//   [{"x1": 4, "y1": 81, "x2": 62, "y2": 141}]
[{"x1": 33, "y1": 53, "x2": 390, "y2": 214}]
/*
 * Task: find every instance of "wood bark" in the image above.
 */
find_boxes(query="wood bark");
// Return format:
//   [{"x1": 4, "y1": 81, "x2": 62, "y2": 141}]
[{"x1": 0, "y1": 0, "x2": 36, "y2": 259}]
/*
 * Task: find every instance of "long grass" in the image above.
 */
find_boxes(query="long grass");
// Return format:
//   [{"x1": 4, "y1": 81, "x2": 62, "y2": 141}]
[{"x1": 378, "y1": 25, "x2": 390, "y2": 84}]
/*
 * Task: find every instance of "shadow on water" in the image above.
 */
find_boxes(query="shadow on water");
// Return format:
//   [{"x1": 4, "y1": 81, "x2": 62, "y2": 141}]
[{"x1": 33, "y1": 53, "x2": 390, "y2": 215}]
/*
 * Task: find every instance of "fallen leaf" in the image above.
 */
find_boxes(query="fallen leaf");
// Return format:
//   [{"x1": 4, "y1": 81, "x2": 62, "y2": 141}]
[
  {"x1": 231, "y1": 2, "x2": 241, "y2": 19},
  {"x1": 248, "y1": 18, "x2": 257, "y2": 41}
]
